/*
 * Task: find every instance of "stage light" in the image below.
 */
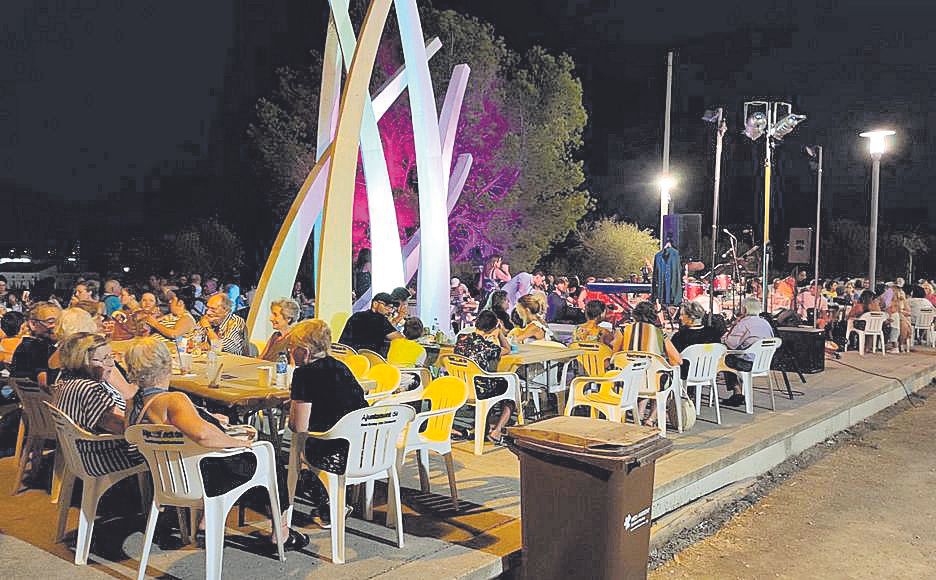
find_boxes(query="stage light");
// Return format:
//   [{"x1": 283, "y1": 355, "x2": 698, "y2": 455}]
[
  {"x1": 859, "y1": 129, "x2": 895, "y2": 156},
  {"x1": 743, "y1": 111, "x2": 767, "y2": 141},
  {"x1": 769, "y1": 113, "x2": 806, "y2": 140},
  {"x1": 657, "y1": 174, "x2": 676, "y2": 191}
]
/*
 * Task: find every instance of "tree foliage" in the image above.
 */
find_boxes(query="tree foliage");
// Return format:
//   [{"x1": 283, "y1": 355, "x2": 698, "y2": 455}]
[
  {"x1": 548, "y1": 218, "x2": 658, "y2": 279},
  {"x1": 246, "y1": 3, "x2": 590, "y2": 272},
  {"x1": 172, "y1": 217, "x2": 245, "y2": 277}
]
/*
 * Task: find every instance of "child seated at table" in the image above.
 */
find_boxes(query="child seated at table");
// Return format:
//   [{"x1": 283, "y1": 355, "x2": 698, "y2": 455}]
[{"x1": 387, "y1": 317, "x2": 428, "y2": 367}]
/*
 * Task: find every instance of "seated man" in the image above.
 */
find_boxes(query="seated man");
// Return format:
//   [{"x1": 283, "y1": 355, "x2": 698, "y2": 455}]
[
  {"x1": 338, "y1": 292, "x2": 403, "y2": 356},
  {"x1": 197, "y1": 293, "x2": 248, "y2": 355},
  {"x1": 0, "y1": 311, "x2": 27, "y2": 366},
  {"x1": 11, "y1": 301, "x2": 62, "y2": 380},
  {"x1": 722, "y1": 297, "x2": 775, "y2": 407}
]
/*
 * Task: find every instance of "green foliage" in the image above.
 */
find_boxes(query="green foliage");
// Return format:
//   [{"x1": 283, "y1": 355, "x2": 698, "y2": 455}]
[
  {"x1": 172, "y1": 218, "x2": 245, "y2": 277},
  {"x1": 549, "y1": 218, "x2": 659, "y2": 278},
  {"x1": 822, "y1": 218, "x2": 933, "y2": 279}
]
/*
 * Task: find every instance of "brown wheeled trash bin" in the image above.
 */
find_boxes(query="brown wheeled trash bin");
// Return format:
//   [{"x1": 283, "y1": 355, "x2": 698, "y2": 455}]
[{"x1": 507, "y1": 416, "x2": 672, "y2": 580}]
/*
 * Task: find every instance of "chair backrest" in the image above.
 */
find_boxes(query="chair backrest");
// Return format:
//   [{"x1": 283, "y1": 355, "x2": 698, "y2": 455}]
[
  {"x1": 315, "y1": 405, "x2": 416, "y2": 479},
  {"x1": 362, "y1": 363, "x2": 401, "y2": 395},
  {"x1": 442, "y1": 355, "x2": 484, "y2": 403},
  {"x1": 342, "y1": 354, "x2": 370, "y2": 378},
  {"x1": 358, "y1": 349, "x2": 388, "y2": 367},
  {"x1": 914, "y1": 308, "x2": 935, "y2": 328},
  {"x1": 860, "y1": 311, "x2": 887, "y2": 333},
  {"x1": 569, "y1": 341, "x2": 612, "y2": 376},
  {"x1": 608, "y1": 357, "x2": 650, "y2": 410},
  {"x1": 10, "y1": 378, "x2": 56, "y2": 440},
  {"x1": 124, "y1": 424, "x2": 213, "y2": 505},
  {"x1": 418, "y1": 376, "x2": 469, "y2": 443},
  {"x1": 330, "y1": 343, "x2": 357, "y2": 360},
  {"x1": 612, "y1": 351, "x2": 674, "y2": 393},
  {"x1": 681, "y1": 343, "x2": 727, "y2": 383},
  {"x1": 44, "y1": 402, "x2": 122, "y2": 481},
  {"x1": 747, "y1": 338, "x2": 782, "y2": 375}
]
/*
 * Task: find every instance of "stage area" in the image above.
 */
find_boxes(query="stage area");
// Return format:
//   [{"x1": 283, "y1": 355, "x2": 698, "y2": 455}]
[{"x1": 1, "y1": 348, "x2": 934, "y2": 579}]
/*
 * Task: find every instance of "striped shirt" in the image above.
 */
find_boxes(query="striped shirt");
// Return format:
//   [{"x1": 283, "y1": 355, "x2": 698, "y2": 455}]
[
  {"x1": 195, "y1": 312, "x2": 248, "y2": 355},
  {"x1": 52, "y1": 376, "x2": 144, "y2": 477},
  {"x1": 618, "y1": 322, "x2": 666, "y2": 356}
]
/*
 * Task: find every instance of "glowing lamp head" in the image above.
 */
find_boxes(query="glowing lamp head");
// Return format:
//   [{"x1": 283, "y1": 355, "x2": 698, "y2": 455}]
[
  {"x1": 657, "y1": 175, "x2": 676, "y2": 192},
  {"x1": 859, "y1": 130, "x2": 895, "y2": 156},
  {"x1": 743, "y1": 112, "x2": 767, "y2": 141}
]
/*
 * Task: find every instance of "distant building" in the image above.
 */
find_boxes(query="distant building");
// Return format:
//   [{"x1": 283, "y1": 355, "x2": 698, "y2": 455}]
[{"x1": 0, "y1": 261, "x2": 58, "y2": 290}]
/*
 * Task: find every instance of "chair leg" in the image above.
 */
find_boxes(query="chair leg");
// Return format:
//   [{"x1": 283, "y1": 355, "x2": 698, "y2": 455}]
[
  {"x1": 51, "y1": 449, "x2": 64, "y2": 502},
  {"x1": 674, "y1": 387, "x2": 684, "y2": 433},
  {"x1": 656, "y1": 392, "x2": 667, "y2": 437},
  {"x1": 266, "y1": 487, "x2": 286, "y2": 563},
  {"x1": 443, "y1": 452, "x2": 459, "y2": 512},
  {"x1": 55, "y1": 472, "x2": 76, "y2": 543},
  {"x1": 473, "y1": 404, "x2": 486, "y2": 456},
  {"x1": 769, "y1": 373, "x2": 777, "y2": 411},
  {"x1": 137, "y1": 501, "x2": 160, "y2": 580},
  {"x1": 694, "y1": 384, "x2": 702, "y2": 419},
  {"x1": 363, "y1": 480, "x2": 375, "y2": 522},
  {"x1": 203, "y1": 502, "x2": 226, "y2": 580},
  {"x1": 11, "y1": 436, "x2": 33, "y2": 495},
  {"x1": 416, "y1": 448, "x2": 431, "y2": 493},
  {"x1": 75, "y1": 479, "x2": 103, "y2": 565},
  {"x1": 712, "y1": 380, "x2": 722, "y2": 424},
  {"x1": 327, "y1": 475, "x2": 347, "y2": 564},
  {"x1": 387, "y1": 467, "x2": 405, "y2": 548},
  {"x1": 742, "y1": 374, "x2": 754, "y2": 414},
  {"x1": 13, "y1": 419, "x2": 25, "y2": 464}
]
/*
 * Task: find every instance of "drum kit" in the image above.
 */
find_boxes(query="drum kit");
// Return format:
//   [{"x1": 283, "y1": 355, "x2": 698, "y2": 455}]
[{"x1": 683, "y1": 228, "x2": 762, "y2": 319}]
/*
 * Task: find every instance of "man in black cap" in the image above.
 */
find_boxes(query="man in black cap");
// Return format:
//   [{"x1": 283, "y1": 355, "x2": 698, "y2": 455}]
[{"x1": 338, "y1": 292, "x2": 404, "y2": 356}]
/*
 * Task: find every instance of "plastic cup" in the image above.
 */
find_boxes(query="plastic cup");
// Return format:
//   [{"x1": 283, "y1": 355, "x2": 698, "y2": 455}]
[
  {"x1": 179, "y1": 352, "x2": 193, "y2": 373},
  {"x1": 257, "y1": 366, "x2": 274, "y2": 388}
]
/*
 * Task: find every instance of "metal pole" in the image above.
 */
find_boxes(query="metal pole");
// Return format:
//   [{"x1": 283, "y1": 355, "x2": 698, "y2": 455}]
[
  {"x1": 661, "y1": 50, "x2": 674, "y2": 248},
  {"x1": 762, "y1": 132, "x2": 773, "y2": 315},
  {"x1": 709, "y1": 108, "x2": 725, "y2": 317},
  {"x1": 869, "y1": 152, "x2": 881, "y2": 290},
  {"x1": 813, "y1": 145, "x2": 823, "y2": 328}
]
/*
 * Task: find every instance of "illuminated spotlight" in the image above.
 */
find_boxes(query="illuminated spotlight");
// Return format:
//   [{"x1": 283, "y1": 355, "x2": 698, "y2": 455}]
[
  {"x1": 770, "y1": 113, "x2": 807, "y2": 140},
  {"x1": 122, "y1": 266, "x2": 131, "y2": 273},
  {"x1": 743, "y1": 111, "x2": 767, "y2": 141}
]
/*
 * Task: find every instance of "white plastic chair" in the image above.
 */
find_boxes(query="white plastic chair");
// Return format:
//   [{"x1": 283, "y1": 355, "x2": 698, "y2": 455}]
[
  {"x1": 612, "y1": 351, "x2": 684, "y2": 436},
  {"x1": 729, "y1": 338, "x2": 783, "y2": 414},
  {"x1": 443, "y1": 355, "x2": 523, "y2": 455},
  {"x1": 845, "y1": 312, "x2": 887, "y2": 356},
  {"x1": 125, "y1": 424, "x2": 285, "y2": 580},
  {"x1": 911, "y1": 308, "x2": 935, "y2": 348},
  {"x1": 10, "y1": 378, "x2": 63, "y2": 498},
  {"x1": 680, "y1": 343, "x2": 727, "y2": 425},
  {"x1": 563, "y1": 358, "x2": 649, "y2": 423},
  {"x1": 330, "y1": 343, "x2": 357, "y2": 360},
  {"x1": 286, "y1": 405, "x2": 416, "y2": 564},
  {"x1": 45, "y1": 403, "x2": 149, "y2": 566},
  {"x1": 523, "y1": 340, "x2": 575, "y2": 415}
]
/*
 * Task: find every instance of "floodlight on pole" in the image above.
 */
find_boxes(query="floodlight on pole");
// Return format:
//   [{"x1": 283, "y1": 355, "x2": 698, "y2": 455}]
[{"x1": 859, "y1": 129, "x2": 895, "y2": 289}]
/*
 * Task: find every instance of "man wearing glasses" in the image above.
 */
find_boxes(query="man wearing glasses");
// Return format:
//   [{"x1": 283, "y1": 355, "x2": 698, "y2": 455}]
[
  {"x1": 197, "y1": 293, "x2": 248, "y2": 355},
  {"x1": 338, "y1": 292, "x2": 404, "y2": 356},
  {"x1": 11, "y1": 301, "x2": 62, "y2": 381}
]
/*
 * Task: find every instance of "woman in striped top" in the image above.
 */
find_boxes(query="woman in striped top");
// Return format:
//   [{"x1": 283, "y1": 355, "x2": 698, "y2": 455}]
[
  {"x1": 52, "y1": 332, "x2": 143, "y2": 476},
  {"x1": 614, "y1": 301, "x2": 682, "y2": 428},
  {"x1": 143, "y1": 288, "x2": 197, "y2": 343}
]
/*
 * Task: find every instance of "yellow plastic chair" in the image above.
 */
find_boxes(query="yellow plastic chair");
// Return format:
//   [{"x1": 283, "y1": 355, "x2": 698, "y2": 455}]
[
  {"x1": 330, "y1": 343, "x2": 357, "y2": 361},
  {"x1": 373, "y1": 376, "x2": 469, "y2": 513},
  {"x1": 341, "y1": 354, "x2": 370, "y2": 379},
  {"x1": 358, "y1": 348, "x2": 388, "y2": 367},
  {"x1": 387, "y1": 338, "x2": 427, "y2": 367},
  {"x1": 362, "y1": 363, "x2": 402, "y2": 404},
  {"x1": 563, "y1": 358, "x2": 649, "y2": 424},
  {"x1": 443, "y1": 355, "x2": 523, "y2": 455},
  {"x1": 569, "y1": 341, "x2": 612, "y2": 376}
]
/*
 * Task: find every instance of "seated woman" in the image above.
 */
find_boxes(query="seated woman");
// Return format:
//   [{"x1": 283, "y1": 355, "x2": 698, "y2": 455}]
[
  {"x1": 484, "y1": 290, "x2": 514, "y2": 332},
  {"x1": 259, "y1": 298, "x2": 300, "y2": 362},
  {"x1": 387, "y1": 317, "x2": 428, "y2": 367},
  {"x1": 286, "y1": 319, "x2": 368, "y2": 528},
  {"x1": 143, "y1": 288, "x2": 197, "y2": 343},
  {"x1": 670, "y1": 301, "x2": 723, "y2": 380},
  {"x1": 0, "y1": 311, "x2": 27, "y2": 367},
  {"x1": 453, "y1": 310, "x2": 512, "y2": 443},
  {"x1": 572, "y1": 300, "x2": 616, "y2": 347},
  {"x1": 124, "y1": 337, "x2": 307, "y2": 549},
  {"x1": 52, "y1": 332, "x2": 144, "y2": 476},
  {"x1": 508, "y1": 294, "x2": 554, "y2": 343},
  {"x1": 614, "y1": 301, "x2": 682, "y2": 427}
]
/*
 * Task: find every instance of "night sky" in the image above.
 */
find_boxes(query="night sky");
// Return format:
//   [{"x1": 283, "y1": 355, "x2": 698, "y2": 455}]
[{"x1": 2, "y1": 1, "x2": 934, "y2": 250}]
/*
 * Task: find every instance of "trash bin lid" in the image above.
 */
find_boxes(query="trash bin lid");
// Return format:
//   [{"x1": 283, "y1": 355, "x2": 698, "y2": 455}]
[{"x1": 507, "y1": 416, "x2": 672, "y2": 471}]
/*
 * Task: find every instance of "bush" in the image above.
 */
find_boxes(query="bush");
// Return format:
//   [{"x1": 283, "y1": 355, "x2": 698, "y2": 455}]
[{"x1": 548, "y1": 218, "x2": 658, "y2": 278}]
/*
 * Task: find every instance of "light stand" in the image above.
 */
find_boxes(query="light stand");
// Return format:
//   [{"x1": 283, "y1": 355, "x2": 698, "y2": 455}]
[
  {"x1": 806, "y1": 145, "x2": 823, "y2": 328},
  {"x1": 859, "y1": 130, "x2": 894, "y2": 290},
  {"x1": 703, "y1": 108, "x2": 727, "y2": 319}
]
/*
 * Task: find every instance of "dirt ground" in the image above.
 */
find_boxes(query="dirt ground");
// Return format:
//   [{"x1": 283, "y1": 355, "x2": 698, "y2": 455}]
[{"x1": 651, "y1": 384, "x2": 936, "y2": 579}]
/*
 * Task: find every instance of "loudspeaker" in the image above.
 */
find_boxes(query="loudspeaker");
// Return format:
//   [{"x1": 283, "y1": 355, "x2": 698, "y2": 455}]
[
  {"x1": 787, "y1": 228, "x2": 812, "y2": 264},
  {"x1": 663, "y1": 213, "x2": 702, "y2": 259}
]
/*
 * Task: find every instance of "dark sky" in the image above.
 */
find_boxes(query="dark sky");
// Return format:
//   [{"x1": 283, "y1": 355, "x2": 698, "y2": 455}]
[{"x1": 3, "y1": 0, "x2": 935, "y2": 239}]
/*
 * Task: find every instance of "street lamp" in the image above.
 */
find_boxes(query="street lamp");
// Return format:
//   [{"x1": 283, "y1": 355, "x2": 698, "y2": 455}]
[
  {"x1": 743, "y1": 101, "x2": 806, "y2": 313},
  {"x1": 859, "y1": 129, "x2": 895, "y2": 290},
  {"x1": 658, "y1": 174, "x2": 676, "y2": 248}
]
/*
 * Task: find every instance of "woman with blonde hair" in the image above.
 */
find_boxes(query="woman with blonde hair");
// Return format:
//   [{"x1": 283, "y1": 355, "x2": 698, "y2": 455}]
[
  {"x1": 287, "y1": 319, "x2": 368, "y2": 527},
  {"x1": 52, "y1": 332, "x2": 144, "y2": 476},
  {"x1": 508, "y1": 293, "x2": 554, "y2": 343}
]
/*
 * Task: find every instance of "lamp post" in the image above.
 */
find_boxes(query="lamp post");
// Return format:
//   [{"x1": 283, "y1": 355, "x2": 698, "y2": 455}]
[
  {"x1": 859, "y1": 130, "x2": 895, "y2": 290},
  {"x1": 703, "y1": 108, "x2": 727, "y2": 317},
  {"x1": 658, "y1": 175, "x2": 675, "y2": 247}
]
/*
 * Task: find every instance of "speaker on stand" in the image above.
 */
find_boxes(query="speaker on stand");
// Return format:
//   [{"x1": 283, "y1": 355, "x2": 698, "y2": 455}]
[{"x1": 787, "y1": 227, "x2": 812, "y2": 264}]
